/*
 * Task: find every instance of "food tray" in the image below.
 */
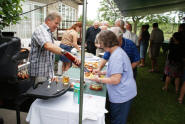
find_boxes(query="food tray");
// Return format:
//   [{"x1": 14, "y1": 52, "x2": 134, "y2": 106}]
[
  {"x1": 69, "y1": 78, "x2": 86, "y2": 90},
  {"x1": 25, "y1": 80, "x2": 70, "y2": 100}
]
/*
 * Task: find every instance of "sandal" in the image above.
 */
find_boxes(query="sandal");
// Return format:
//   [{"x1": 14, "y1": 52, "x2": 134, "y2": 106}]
[
  {"x1": 178, "y1": 98, "x2": 183, "y2": 104},
  {"x1": 162, "y1": 87, "x2": 167, "y2": 91},
  {"x1": 148, "y1": 69, "x2": 154, "y2": 73},
  {"x1": 138, "y1": 64, "x2": 144, "y2": 67}
]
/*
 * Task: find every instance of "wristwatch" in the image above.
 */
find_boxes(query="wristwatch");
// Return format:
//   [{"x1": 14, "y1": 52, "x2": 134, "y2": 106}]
[
  {"x1": 61, "y1": 49, "x2": 66, "y2": 54},
  {"x1": 99, "y1": 78, "x2": 102, "y2": 83}
]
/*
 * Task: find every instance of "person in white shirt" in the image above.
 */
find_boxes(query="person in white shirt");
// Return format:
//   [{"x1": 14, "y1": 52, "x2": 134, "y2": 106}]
[
  {"x1": 115, "y1": 19, "x2": 132, "y2": 40},
  {"x1": 126, "y1": 23, "x2": 139, "y2": 48}
]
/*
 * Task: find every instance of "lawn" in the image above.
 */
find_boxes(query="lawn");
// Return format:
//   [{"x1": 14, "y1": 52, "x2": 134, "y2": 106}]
[{"x1": 127, "y1": 53, "x2": 185, "y2": 124}]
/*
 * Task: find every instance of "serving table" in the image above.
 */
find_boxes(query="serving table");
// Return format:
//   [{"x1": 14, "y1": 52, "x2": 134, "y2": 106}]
[{"x1": 26, "y1": 63, "x2": 107, "y2": 124}]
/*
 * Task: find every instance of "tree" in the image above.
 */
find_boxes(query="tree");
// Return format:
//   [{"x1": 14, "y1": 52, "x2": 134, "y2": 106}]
[
  {"x1": 98, "y1": 0, "x2": 143, "y2": 32},
  {"x1": 131, "y1": 16, "x2": 145, "y2": 33},
  {"x1": 78, "y1": 15, "x2": 94, "y2": 27},
  {"x1": 98, "y1": 0, "x2": 177, "y2": 35},
  {"x1": 0, "y1": 0, "x2": 24, "y2": 32},
  {"x1": 97, "y1": 0, "x2": 123, "y2": 25}
]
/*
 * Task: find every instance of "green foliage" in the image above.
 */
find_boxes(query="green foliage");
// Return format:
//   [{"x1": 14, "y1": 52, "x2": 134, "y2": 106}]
[
  {"x1": 98, "y1": 0, "x2": 180, "y2": 40},
  {"x1": 142, "y1": 12, "x2": 174, "y2": 24},
  {"x1": 78, "y1": 15, "x2": 94, "y2": 26},
  {"x1": 97, "y1": 0, "x2": 122, "y2": 24},
  {"x1": 0, "y1": 0, "x2": 24, "y2": 30}
]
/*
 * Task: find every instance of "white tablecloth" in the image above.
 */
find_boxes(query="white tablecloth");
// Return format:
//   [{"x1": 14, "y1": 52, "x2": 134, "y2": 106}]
[{"x1": 26, "y1": 92, "x2": 107, "y2": 124}]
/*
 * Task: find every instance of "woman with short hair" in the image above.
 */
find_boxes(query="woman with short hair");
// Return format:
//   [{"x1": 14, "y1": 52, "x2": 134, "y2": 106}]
[{"x1": 90, "y1": 30, "x2": 137, "y2": 124}]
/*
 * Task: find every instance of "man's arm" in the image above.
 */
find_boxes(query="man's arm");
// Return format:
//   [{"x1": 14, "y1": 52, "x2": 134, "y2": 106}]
[
  {"x1": 97, "y1": 58, "x2": 107, "y2": 71},
  {"x1": 44, "y1": 42, "x2": 63, "y2": 55},
  {"x1": 131, "y1": 61, "x2": 140, "y2": 69},
  {"x1": 131, "y1": 41, "x2": 140, "y2": 68},
  {"x1": 44, "y1": 42, "x2": 80, "y2": 65}
]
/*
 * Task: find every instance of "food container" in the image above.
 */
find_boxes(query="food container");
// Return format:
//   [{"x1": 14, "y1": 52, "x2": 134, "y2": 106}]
[
  {"x1": 89, "y1": 82, "x2": 103, "y2": 91},
  {"x1": 87, "y1": 64, "x2": 93, "y2": 72}
]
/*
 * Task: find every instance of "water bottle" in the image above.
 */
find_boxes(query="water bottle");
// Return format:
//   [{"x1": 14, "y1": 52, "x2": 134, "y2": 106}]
[{"x1": 73, "y1": 83, "x2": 80, "y2": 104}]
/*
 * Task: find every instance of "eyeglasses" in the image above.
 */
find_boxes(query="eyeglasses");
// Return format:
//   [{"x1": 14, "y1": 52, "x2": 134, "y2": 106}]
[{"x1": 99, "y1": 43, "x2": 104, "y2": 49}]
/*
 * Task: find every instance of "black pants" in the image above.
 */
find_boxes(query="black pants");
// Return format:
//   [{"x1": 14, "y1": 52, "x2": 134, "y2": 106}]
[
  {"x1": 0, "y1": 117, "x2": 4, "y2": 124},
  {"x1": 86, "y1": 41, "x2": 96, "y2": 55}
]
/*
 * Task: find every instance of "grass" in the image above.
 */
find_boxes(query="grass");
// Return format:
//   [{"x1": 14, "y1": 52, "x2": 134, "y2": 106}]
[{"x1": 127, "y1": 52, "x2": 185, "y2": 124}]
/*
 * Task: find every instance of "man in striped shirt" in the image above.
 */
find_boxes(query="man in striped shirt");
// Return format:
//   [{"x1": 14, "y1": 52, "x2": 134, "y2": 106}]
[{"x1": 29, "y1": 12, "x2": 79, "y2": 88}]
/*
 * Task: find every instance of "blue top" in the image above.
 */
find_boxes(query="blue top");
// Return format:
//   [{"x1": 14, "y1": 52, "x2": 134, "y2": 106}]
[
  {"x1": 106, "y1": 47, "x2": 137, "y2": 103},
  {"x1": 103, "y1": 38, "x2": 140, "y2": 63}
]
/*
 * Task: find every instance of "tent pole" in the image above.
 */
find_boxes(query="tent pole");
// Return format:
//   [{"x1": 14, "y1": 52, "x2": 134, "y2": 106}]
[{"x1": 79, "y1": 0, "x2": 87, "y2": 124}]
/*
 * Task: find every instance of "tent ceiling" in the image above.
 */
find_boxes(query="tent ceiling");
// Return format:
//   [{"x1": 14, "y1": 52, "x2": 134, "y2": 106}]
[{"x1": 113, "y1": 0, "x2": 185, "y2": 17}]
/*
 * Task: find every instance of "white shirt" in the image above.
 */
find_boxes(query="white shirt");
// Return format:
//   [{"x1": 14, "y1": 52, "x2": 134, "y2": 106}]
[
  {"x1": 123, "y1": 30, "x2": 132, "y2": 40},
  {"x1": 130, "y1": 32, "x2": 139, "y2": 46}
]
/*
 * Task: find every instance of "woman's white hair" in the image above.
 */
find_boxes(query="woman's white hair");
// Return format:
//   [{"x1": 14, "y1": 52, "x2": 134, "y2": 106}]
[{"x1": 109, "y1": 27, "x2": 123, "y2": 38}]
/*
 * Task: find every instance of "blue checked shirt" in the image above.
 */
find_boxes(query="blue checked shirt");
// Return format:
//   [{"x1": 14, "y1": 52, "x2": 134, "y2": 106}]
[
  {"x1": 28, "y1": 23, "x2": 55, "y2": 78},
  {"x1": 103, "y1": 38, "x2": 140, "y2": 63}
]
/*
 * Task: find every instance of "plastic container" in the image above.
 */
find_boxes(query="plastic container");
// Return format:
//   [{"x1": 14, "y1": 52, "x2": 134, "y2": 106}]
[
  {"x1": 88, "y1": 64, "x2": 93, "y2": 72},
  {"x1": 73, "y1": 83, "x2": 80, "y2": 104}
]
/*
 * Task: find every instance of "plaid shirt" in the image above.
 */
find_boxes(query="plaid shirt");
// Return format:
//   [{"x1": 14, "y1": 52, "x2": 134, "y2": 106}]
[{"x1": 28, "y1": 23, "x2": 55, "y2": 78}]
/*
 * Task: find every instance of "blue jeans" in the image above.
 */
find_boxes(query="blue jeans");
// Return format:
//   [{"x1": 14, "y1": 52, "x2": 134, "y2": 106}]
[
  {"x1": 110, "y1": 99, "x2": 133, "y2": 124},
  {"x1": 59, "y1": 44, "x2": 72, "y2": 63},
  {"x1": 140, "y1": 41, "x2": 148, "y2": 59}
]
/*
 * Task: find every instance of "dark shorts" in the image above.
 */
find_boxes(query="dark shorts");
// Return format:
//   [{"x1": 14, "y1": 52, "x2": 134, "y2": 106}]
[
  {"x1": 60, "y1": 44, "x2": 73, "y2": 63},
  {"x1": 183, "y1": 69, "x2": 185, "y2": 82},
  {"x1": 149, "y1": 43, "x2": 161, "y2": 59},
  {"x1": 164, "y1": 60, "x2": 182, "y2": 78}
]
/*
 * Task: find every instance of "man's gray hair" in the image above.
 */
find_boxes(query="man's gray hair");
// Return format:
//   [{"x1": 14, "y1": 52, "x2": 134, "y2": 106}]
[
  {"x1": 115, "y1": 19, "x2": 124, "y2": 27},
  {"x1": 45, "y1": 12, "x2": 61, "y2": 22},
  {"x1": 93, "y1": 21, "x2": 100, "y2": 26},
  {"x1": 109, "y1": 27, "x2": 123, "y2": 38}
]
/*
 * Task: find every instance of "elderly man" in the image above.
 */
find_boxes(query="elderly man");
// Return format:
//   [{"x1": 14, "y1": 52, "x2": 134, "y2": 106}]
[
  {"x1": 86, "y1": 21, "x2": 101, "y2": 55},
  {"x1": 29, "y1": 12, "x2": 79, "y2": 88},
  {"x1": 149, "y1": 23, "x2": 164, "y2": 72},
  {"x1": 96, "y1": 27, "x2": 140, "y2": 79},
  {"x1": 115, "y1": 19, "x2": 132, "y2": 40}
]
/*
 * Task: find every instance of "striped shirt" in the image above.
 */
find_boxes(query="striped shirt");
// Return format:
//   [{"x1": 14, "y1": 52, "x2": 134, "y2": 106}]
[
  {"x1": 28, "y1": 23, "x2": 55, "y2": 78},
  {"x1": 103, "y1": 38, "x2": 140, "y2": 63}
]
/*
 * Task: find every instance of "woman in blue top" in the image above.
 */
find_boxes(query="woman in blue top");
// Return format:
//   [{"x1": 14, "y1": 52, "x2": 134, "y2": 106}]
[{"x1": 90, "y1": 30, "x2": 137, "y2": 124}]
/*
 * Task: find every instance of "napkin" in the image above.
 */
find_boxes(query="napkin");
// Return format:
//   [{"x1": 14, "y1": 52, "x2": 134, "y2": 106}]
[{"x1": 82, "y1": 95, "x2": 108, "y2": 120}]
